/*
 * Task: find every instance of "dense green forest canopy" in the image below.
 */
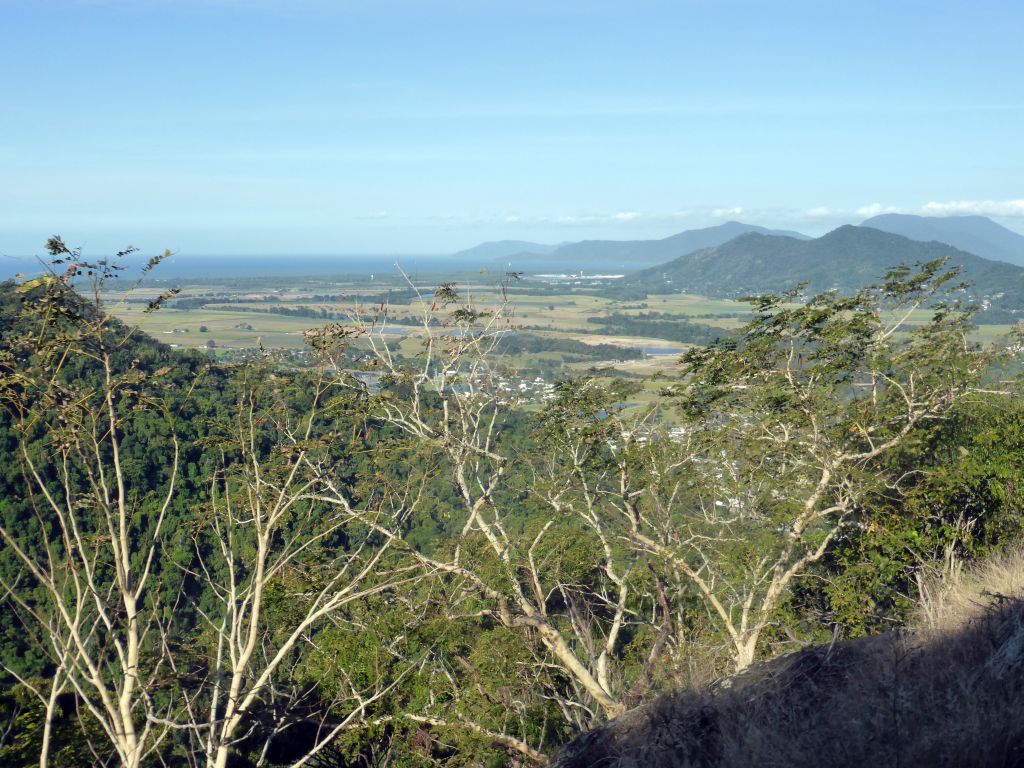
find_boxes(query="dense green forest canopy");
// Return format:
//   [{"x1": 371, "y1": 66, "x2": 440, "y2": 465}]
[{"x1": 1, "y1": 244, "x2": 1023, "y2": 767}]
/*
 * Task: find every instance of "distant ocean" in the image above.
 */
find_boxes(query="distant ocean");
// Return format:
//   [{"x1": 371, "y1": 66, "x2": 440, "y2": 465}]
[{"x1": 0, "y1": 254, "x2": 484, "y2": 281}]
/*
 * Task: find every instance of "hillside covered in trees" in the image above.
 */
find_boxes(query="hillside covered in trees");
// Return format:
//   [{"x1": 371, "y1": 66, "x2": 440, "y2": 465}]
[
  {"x1": 611, "y1": 225, "x2": 1024, "y2": 319},
  {"x1": 2, "y1": 242, "x2": 1024, "y2": 767}
]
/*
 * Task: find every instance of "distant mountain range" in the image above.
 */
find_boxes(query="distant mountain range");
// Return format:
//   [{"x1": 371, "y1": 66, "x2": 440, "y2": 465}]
[
  {"x1": 447, "y1": 216, "x2": 1024, "y2": 316},
  {"x1": 450, "y1": 240, "x2": 562, "y2": 260},
  {"x1": 451, "y1": 222, "x2": 811, "y2": 270},
  {"x1": 861, "y1": 214, "x2": 1024, "y2": 266},
  {"x1": 612, "y1": 225, "x2": 1024, "y2": 317},
  {"x1": 451, "y1": 216, "x2": 1024, "y2": 275}
]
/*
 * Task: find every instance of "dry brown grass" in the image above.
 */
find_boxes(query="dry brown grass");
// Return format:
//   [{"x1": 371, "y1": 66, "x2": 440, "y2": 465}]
[
  {"x1": 552, "y1": 550, "x2": 1024, "y2": 768},
  {"x1": 916, "y1": 548, "x2": 1024, "y2": 635}
]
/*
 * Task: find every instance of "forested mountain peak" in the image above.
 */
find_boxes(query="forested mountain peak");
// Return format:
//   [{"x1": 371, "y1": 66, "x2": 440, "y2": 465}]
[{"x1": 612, "y1": 225, "x2": 1024, "y2": 317}]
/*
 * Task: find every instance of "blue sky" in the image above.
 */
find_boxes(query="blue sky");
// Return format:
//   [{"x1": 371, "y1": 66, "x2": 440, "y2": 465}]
[{"x1": 1, "y1": 0, "x2": 1022, "y2": 255}]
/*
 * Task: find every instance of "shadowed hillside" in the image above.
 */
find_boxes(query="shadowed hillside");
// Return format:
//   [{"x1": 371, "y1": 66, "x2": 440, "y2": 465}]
[{"x1": 552, "y1": 553, "x2": 1024, "y2": 768}]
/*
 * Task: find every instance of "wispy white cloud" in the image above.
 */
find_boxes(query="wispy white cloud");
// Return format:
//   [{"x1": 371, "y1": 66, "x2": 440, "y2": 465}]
[
  {"x1": 547, "y1": 212, "x2": 650, "y2": 226},
  {"x1": 855, "y1": 203, "x2": 902, "y2": 218},
  {"x1": 544, "y1": 210, "x2": 702, "y2": 227},
  {"x1": 339, "y1": 202, "x2": 1024, "y2": 239},
  {"x1": 850, "y1": 199, "x2": 1024, "y2": 220},
  {"x1": 356, "y1": 207, "x2": 772, "y2": 230},
  {"x1": 805, "y1": 206, "x2": 832, "y2": 218},
  {"x1": 922, "y1": 199, "x2": 1024, "y2": 218}
]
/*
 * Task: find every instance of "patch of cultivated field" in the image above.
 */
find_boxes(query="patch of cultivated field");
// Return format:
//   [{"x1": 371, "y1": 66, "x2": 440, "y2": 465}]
[
  {"x1": 971, "y1": 324, "x2": 1018, "y2": 343},
  {"x1": 112, "y1": 279, "x2": 1019, "y2": 366},
  {"x1": 566, "y1": 331, "x2": 686, "y2": 350},
  {"x1": 111, "y1": 305, "x2": 322, "y2": 349}
]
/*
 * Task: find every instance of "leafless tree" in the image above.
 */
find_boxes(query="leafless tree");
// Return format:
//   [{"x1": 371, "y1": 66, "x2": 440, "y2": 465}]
[
  {"x1": 0, "y1": 244, "x2": 183, "y2": 768},
  {"x1": 174, "y1": 361, "x2": 422, "y2": 768},
  {"x1": 0, "y1": 244, "x2": 423, "y2": 768}
]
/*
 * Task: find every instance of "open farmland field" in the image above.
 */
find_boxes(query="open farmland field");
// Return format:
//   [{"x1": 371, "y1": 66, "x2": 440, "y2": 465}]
[
  {"x1": 111, "y1": 304, "x2": 329, "y2": 350},
  {"x1": 109, "y1": 272, "x2": 1020, "y2": 377}
]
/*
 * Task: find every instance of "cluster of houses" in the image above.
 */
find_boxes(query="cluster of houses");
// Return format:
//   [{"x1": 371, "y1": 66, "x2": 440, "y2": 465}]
[
  {"x1": 444, "y1": 372, "x2": 557, "y2": 405},
  {"x1": 609, "y1": 425, "x2": 688, "y2": 451},
  {"x1": 496, "y1": 375, "x2": 557, "y2": 405}
]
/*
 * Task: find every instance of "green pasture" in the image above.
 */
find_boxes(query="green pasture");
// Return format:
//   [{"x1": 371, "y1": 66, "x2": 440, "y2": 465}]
[
  {"x1": 112, "y1": 279, "x2": 1020, "y2": 364},
  {"x1": 112, "y1": 305, "x2": 325, "y2": 350}
]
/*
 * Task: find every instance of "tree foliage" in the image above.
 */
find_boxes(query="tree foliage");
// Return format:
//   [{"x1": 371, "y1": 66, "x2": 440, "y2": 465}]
[{"x1": 0, "y1": 244, "x2": 1021, "y2": 766}]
